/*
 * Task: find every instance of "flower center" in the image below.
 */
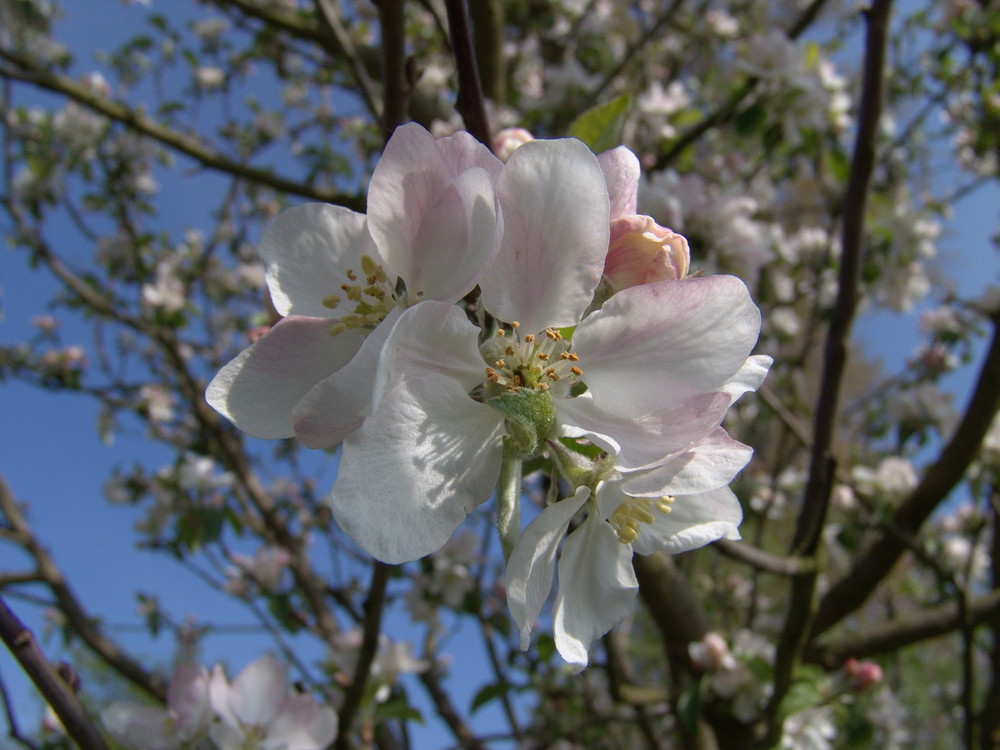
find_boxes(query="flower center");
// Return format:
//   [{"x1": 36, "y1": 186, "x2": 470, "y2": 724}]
[
  {"x1": 609, "y1": 495, "x2": 674, "y2": 544},
  {"x1": 483, "y1": 323, "x2": 584, "y2": 395},
  {"x1": 321, "y1": 255, "x2": 423, "y2": 335}
]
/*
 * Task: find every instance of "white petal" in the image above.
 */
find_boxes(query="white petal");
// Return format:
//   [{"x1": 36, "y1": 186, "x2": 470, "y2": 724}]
[
  {"x1": 630, "y1": 486, "x2": 743, "y2": 556},
  {"x1": 505, "y1": 487, "x2": 590, "y2": 649},
  {"x1": 292, "y1": 308, "x2": 402, "y2": 449},
  {"x1": 621, "y1": 428, "x2": 753, "y2": 497},
  {"x1": 260, "y1": 203, "x2": 376, "y2": 318},
  {"x1": 329, "y1": 373, "x2": 504, "y2": 563},
  {"x1": 481, "y1": 138, "x2": 610, "y2": 332},
  {"x1": 101, "y1": 703, "x2": 176, "y2": 750},
  {"x1": 557, "y1": 391, "x2": 731, "y2": 470},
  {"x1": 209, "y1": 665, "x2": 238, "y2": 729},
  {"x1": 368, "y1": 124, "x2": 499, "y2": 300},
  {"x1": 264, "y1": 695, "x2": 338, "y2": 750},
  {"x1": 229, "y1": 656, "x2": 286, "y2": 727},
  {"x1": 434, "y1": 129, "x2": 505, "y2": 180},
  {"x1": 553, "y1": 516, "x2": 638, "y2": 671},
  {"x1": 720, "y1": 354, "x2": 773, "y2": 404},
  {"x1": 207, "y1": 317, "x2": 364, "y2": 439},
  {"x1": 598, "y1": 146, "x2": 640, "y2": 220},
  {"x1": 404, "y1": 167, "x2": 501, "y2": 302},
  {"x1": 573, "y1": 276, "x2": 761, "y2": 416},
  {"x1": 167, "y1": 664, "x2": 211, "y2": 739},
  {"x1": 375, "y1": 302, "x2": 487, "y2": 396}
]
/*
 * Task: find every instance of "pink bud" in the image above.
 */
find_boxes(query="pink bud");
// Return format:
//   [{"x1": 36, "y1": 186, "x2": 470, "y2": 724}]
[
  {"x1": 844, "y1": 658, "x2": 883, "y2": 692},
  {"x1": 603, "y1": 215, "x2": 690, "y2": 292},
  {"x1": 493, "y1": 128, "x2": 535, "y2": 161}
]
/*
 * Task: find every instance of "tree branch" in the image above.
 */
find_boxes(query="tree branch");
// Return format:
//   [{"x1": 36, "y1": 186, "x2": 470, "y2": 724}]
[
  {"x1": 0, "y1": 50, "x2": 364, "y2": 209},
  {"x1": 811, "y1": 310, "x2": 1000, "y2": 637},
  {"x1": 805, "y1": 587, "x2": 1000, "y2": 668},
  {"x1": 0, "y1": 595, "x2": 110, "y2": 750},
  {"x1": 444, "y1": 0, "x2": 491, "y2": 148},
  {"x1": 334, "y1": 560, "x2": 391, "y2": 750},
  {"x1": 766, "y1": 0, "x2": 893, "y2": 738}
]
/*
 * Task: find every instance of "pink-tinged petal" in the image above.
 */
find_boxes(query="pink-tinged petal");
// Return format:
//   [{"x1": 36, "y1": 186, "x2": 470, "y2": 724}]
[
  {"x1": 229, "y1": 656, "x2": 286, "y2": 727},
  {"x1": 598, "y1": 146, "x2": 640, "y2": 220},
  {"x1": 573, "y1": 276, "x2": 761, "y2": 417},
  {"x1": 621, "y1": 429, "x2": 753, "y2": 497},
  {"x1": 167, "y1": 664, "x2": 211, "y2": 739},
  {"x1": 435, "y1": 129, "x2": 505, "y2": 180},
  {"x1": 720, "y1": 354, "x2": 772, "y2": 404},
  {"x1": 207, "y1": 316, "x2": 364, "y2": 439},
  {"x1": 101, "y1": 703, "x2": 175, "y2": 750},
  {"x1": 603, "y1": 215, "x2": 689, "y2": 291},
  {"x1": 553, "y1": 516, "x2": 638, "y2": 671},
  {"x1": 557, "y1": 392, "x2": 731, "y2": 470},
  {"x1": 292, "y1": 308, "x2": 402, "y2": 449},
  {"x1": 264, "y1": 695, "x2": 338, "y2": 750},
  {"x1": 506, "y1": 487, "x2": 590, "y2": 649},
  {"x1": 260, "y1": 203, "x2": 376, "y2": 318},
  {"x1": 481, "y1": 138, "x2": 610, "y2": 332},
  {"x1": 329, "y1": 373, "x2": 504, "y2": 564},
  {"x1": 629, "y1": 486, "x2": 742, "y2": 557},
  {"x1": 404, "y1": 167, "x2": 501, "y2": 302}
]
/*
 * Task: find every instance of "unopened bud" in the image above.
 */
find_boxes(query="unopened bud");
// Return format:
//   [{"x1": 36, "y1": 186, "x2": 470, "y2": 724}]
[{"x1": 603, "y1": 215, "x2": 690, "y2": 292}]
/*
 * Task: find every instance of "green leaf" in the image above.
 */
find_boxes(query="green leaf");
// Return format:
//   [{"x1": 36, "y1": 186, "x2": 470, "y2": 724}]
[
  {"x1": 470, "y1": 682, "x2": 510, "y2": 714},
  {"x1": 567, "y1": 94, "x2": 631, "y2": 152},
  {"x1": 374, "y1": 697, "x2": 424, "y2": 724}
]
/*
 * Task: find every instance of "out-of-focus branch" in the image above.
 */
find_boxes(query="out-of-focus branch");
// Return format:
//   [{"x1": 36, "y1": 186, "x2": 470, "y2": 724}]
[
  {"x1": 0, "y1": 476, "x2": 166, "y2": 702},
  {"x1": 444, "y1": 0, "x2": 491, "y2": 148},
  {"x1": 313, "y1": 0, "x2": 383, "y2": 122},
  {"x1": 0, "y1": 595, "x2": 110, "y2": 750},
  {"x1": 766, "y1": 0, "x2": 893, "y2": 738},
  {"x1": 806, "y1": 587, "x2": 1000, "y2": 668},
  {"x1": 417, "y1": 666, "x2": 490, "y2": 750},
  {"x1": 374, "y1": 0, "x2": 409, "y2": 139},
  {"x1": 651, "y1": 0, "x2": 833, "y2": 171},
  {"x1": 811, "y1": 311, "x2": 1000, "y2": 637},
  {"x1": 981, "y1": 491, "x2": 1000, "y2": 750},
  {"x1": 714, "y1": 540, "x2": 816, "y2": 576},
  {"x1": 0, "y1": 665, "x2": 39, "y2": 750},
  {"x1": 334, "y1": 560, "x2": 391, "y2": 750},
  {"x1": 468, "y1": 0, "x2": 505, "y2": 104},
  {"x1": 0, "y1": 50, "x2": 364, "y2": 210}
]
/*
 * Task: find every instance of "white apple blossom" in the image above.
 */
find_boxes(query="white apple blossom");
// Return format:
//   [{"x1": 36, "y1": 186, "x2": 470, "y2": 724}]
[
  {"x1": 207, "y1": 123, "x2": 503, "y2": 443},
  {"x1": 505, "y1": 426, "x2": 752, "y2": 669},
  {"x1": 209, "y1": 655, "x2": 337, "y2": 750},
  {"x1": 319, "y1": 137, "x2": 767, "y2": 565},
  {"x1": 102, "y1": 663, "x2": 212, "y2": 750}
]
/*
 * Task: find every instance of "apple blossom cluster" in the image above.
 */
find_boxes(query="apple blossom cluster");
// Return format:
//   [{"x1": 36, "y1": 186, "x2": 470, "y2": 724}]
[
  {"x1": 102, "y1": 655, "x2": 338, "y2": 750},
  {"x1": 207, "y1": 122, "x2": 770, "y2": 668}
]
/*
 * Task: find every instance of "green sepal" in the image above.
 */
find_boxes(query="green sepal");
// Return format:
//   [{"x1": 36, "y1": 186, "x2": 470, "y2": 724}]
[{"x1": 488, "y1": 388, "x2": 556, "y2": 459}]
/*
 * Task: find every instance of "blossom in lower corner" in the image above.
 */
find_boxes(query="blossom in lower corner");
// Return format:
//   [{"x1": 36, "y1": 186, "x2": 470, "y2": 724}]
[
  {"x1": 209, "y1": 655, "x2": 337, "y2": 750},
  {"x1": 206, "y1": 122, "x2": 502, "y2": 445},
  {"x1": 505, "y1": 425, "x2": 752, "y2": 671},
  {"x1": 102, "y1": 663, "x2": 211, "y2": 750}
]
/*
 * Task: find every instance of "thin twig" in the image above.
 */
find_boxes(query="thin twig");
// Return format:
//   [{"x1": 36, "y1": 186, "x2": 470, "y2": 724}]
[
  {"x1": 334, "y1": 560, "x2": 392, "y2": 750},
  {"x1": 0, "y1": 595, "x2": 110, "y2": 750},
  {"x1": 0, "y1": 50, "x2": 364, "y2": 209},
  {"x1": 443, "y1": 0, "x2": 491, "y2": 147}
]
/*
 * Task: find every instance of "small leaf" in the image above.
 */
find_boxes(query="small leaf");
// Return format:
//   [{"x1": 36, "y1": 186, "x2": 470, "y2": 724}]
[
  {"x1": 568, "y1": 94, "x2": 631, "y2": 153},
  {"x1": 470, "y1": 682, "x2": 510, "y2": 714},
  {"x1": 374, "y1": 697, "x2": 424, "y2": 724}
]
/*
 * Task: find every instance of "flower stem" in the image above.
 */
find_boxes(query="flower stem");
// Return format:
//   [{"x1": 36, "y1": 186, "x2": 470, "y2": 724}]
[{"x1": 496, "y1": 457, "x2": 522, "y2": 561}]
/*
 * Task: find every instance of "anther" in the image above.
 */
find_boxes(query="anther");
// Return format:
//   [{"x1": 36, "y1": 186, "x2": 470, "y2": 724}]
[{"x1": 322, "y1": 294, "x2": 341, "y2": 308}]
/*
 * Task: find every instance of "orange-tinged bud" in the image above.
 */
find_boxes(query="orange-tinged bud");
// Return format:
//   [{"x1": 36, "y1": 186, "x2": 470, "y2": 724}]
[{"x1": 603, "y1": 214, "x2": 690, "y2": 292}]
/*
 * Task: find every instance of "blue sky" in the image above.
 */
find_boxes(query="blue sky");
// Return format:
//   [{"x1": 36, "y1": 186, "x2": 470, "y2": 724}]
[{"x1": 1, "y1": 0, "x2": 999, "y2": 747}]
